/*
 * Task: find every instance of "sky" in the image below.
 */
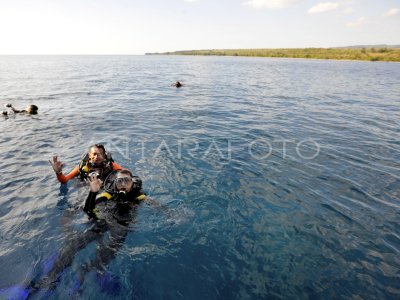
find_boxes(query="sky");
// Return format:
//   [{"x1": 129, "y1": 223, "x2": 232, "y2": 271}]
[{"x1": 0, "y1": 0, "x2": 399, "y2": 54}]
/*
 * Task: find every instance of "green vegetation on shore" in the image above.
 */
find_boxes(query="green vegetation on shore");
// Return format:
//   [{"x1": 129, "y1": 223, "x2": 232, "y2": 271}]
[{"x1": 147, "y1": 47, "x2": 400, "y2": 62}]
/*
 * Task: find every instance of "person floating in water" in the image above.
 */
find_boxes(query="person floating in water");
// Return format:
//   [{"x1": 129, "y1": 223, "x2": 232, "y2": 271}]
[
  {"x1": 84, "y1": 169, "x2": 147, "y2": 220},
  {"x1": 6, "y1": 103, "x2": 38, "y2": 114},
  {"x1": 49, "y1": 144, "x2": 126, "y2": 184},
  {"x1": 172, "y1": 81, "x2": 183, "y2": 88},
  {"x1": 4, "y1": 170, "x2": 155, "y2": 298},
  {"x1": 1, "y1": 103, "x2": 38, "y2": 116}
]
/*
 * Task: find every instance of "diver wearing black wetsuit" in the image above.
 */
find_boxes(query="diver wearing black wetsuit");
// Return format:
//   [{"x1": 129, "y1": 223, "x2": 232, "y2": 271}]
[
  {"x1": 24, "y1": 170, "x2": 147, "y2": 297},
  {"x1": 84, "y1": 183, "x2": 146, "y2": 225}
]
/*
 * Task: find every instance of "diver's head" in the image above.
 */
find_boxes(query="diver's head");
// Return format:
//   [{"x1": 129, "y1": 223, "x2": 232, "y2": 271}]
[
  {"x1": 26, "y1": 105, "x2": 38, "y2": 114},
  {"x1": 115, "y1": 170, "x2": 135, "y2": 193},
  {"x1": 103, "y1": 170, "x2": 142, "y2": 195},
  {"x1": 88, "y1": 144, "x2": 106, "y2": 165}
]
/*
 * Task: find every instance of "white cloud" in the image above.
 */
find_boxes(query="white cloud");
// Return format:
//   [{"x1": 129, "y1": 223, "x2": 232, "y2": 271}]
[
  {"x1": 347, "y1": 16, "x2": 366, "y2": 27},
  {"x1": 343, "y1": 7, "x2": 353, "y2": 14},
  {"x1": 308, "y1": 2, "x2": 339, "y2": 14},
  {"x1": 384, "y1": 8, "x2": 400, "y2": 17},
  {"x1": 243, "y1": 0, "x2": 301, "y2": 9}
]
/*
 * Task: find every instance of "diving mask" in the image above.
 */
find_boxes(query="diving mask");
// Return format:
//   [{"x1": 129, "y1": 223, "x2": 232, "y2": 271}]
[{"x1": 115, "y1": 177, "x2": 132, "y2": 186}]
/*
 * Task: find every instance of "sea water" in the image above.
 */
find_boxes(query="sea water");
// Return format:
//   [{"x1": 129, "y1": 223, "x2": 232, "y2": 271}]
[{"x1": 0, "y1": 55, "x2": 399, "y2": 299}]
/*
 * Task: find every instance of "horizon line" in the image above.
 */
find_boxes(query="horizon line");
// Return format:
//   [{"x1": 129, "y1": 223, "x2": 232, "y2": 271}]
[{"x1": 1, "y1": 44, "x2": 399, "y2": 56}]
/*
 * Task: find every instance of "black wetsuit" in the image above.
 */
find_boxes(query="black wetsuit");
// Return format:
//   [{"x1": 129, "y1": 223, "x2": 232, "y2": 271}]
[
  {"x1": 84, "y1": 189, "x2": 145, "y2": 223},
  {"x1": 28, "y1": 189, "x2": 145, "y2": 295}
]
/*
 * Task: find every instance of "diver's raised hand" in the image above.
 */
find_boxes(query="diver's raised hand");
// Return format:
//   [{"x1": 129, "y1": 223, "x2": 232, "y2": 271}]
[
  {"x1": 88, "y1": 173, "x2": 103, "y2": 193},
  {"x1": 49, "y1": 156, "x2": 64, "y2": 174}
]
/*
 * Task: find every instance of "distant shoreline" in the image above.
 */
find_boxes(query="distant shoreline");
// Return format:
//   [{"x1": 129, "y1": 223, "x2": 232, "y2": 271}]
[{"x1": 146, "y1": 47, "x2": 400, "y2": 62}]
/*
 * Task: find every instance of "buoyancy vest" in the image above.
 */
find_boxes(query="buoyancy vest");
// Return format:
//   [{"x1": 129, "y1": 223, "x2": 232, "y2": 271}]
[{"x1": 78, "y1": 152, "x2": 114, "y2": 181}]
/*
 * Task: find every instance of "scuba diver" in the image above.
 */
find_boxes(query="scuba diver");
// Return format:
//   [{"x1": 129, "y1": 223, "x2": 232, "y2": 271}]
[
  {"x1": 3, "y1": 103, "x2": 39, "y2": 115},
  {"x1": 8, "y1": 170, "x2": 151, "y2": 298},
  {"x1": 83, "y1": 169, "x2": 147, "y2": 222},
  {"x1": 49, "y1": 144, "x2": 125, "y2": 184},
  {"x1": 172, "y1": 81, "x2": 183, "y2": 88}
]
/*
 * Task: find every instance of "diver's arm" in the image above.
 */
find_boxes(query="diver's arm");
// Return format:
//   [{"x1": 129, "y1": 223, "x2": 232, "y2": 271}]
[
  {"x1": 56, "y1": 166, "x2": 79, "y2": 184},
  {"x1": 10, "y1": 107, "x2": 23, "y2": 113},
  {"x1": 84, "y1": 173, "x2": 105, "y2": 218},
  {"x1": 49, "y1": 156, "x2": 78, "y2": 184},
  {"x1": 141, "y1": 195, "x2": 168, "y2": 210},
  {"x1": 83, "y1": 192, "x2": 109, "y2": 219},
  {"x1": 143, "y1": 196, "x2": 181, "y2": 225},
  {"x1": 83, "y1": 191, "x2": 98, "y2": 215},
  {"x1": 83, "y1": 191, "x2": 107, "y2": 218},
  {"x1": 142, "y1": 196, "x2": 160, "y2": 207},
  {"x1": 141, "y1": 196, "x2": 179, "y2": 221}
]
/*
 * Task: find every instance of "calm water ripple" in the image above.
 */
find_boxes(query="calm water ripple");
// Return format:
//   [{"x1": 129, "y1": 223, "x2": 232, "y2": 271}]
[{"x1": 0, "y1": 55, "x2": 399, "y2": 299}]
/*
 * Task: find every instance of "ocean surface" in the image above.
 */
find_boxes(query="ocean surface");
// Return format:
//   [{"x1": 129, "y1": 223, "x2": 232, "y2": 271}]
[{"x1": 0, "y1": 55, "x2": 399, "y2": 299}]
